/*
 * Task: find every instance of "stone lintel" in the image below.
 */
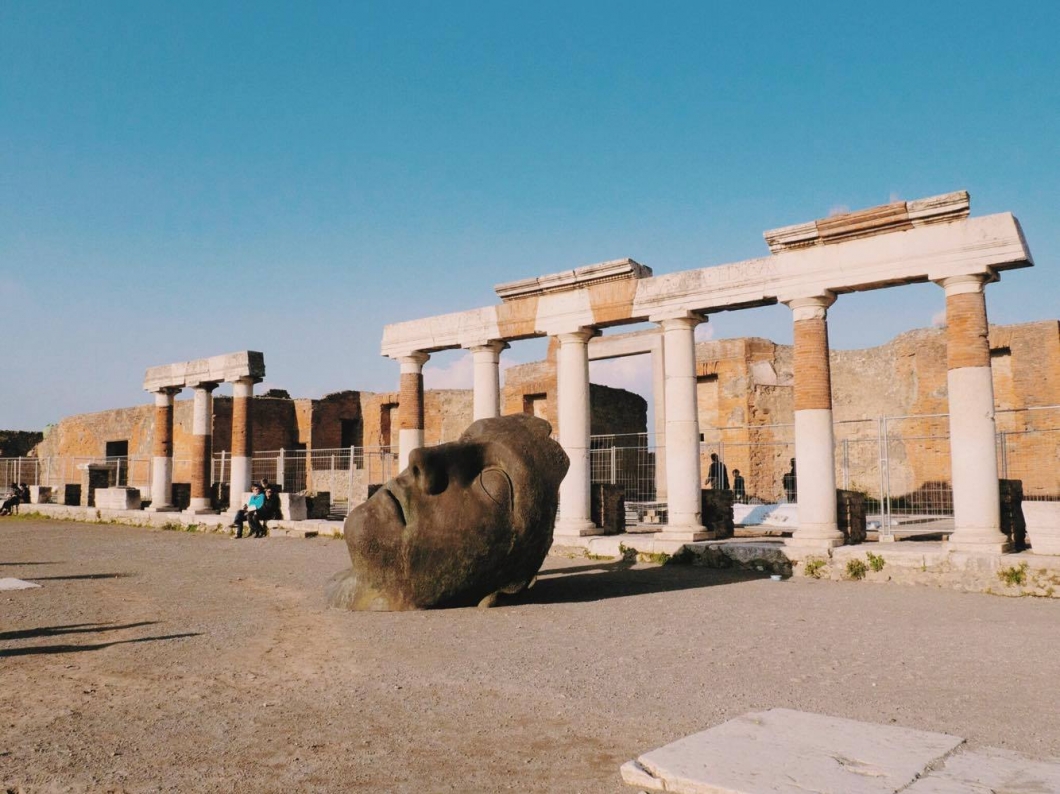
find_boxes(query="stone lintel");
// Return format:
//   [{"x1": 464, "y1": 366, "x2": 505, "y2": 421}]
[
  {"x1": 144, "y1": 351, "x2": 265, "y2": 393},
  {"x1": 494, "y1": 258, "x2": 652, "y2": 302},
  {"x1": 764, "y1": 190, "x2": 971, "y2": 253}
]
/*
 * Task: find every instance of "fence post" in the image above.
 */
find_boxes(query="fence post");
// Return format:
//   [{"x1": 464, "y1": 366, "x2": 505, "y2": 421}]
[
  {"x1": 877, "y1": 418, "x2": 889, "y2": 535},
  {"x1": 115, "y1": 457, "x2": 122, "y2": 487},
  {"x1": 277, "y1": 449, "x2": 286, "y2": 490},
  {"x1": 348, "y1": 446, "x2": 356, "y2": 514}
]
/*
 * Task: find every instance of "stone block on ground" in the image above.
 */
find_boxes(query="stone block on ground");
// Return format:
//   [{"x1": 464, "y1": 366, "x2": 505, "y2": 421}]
[
  {"x1": 621, "y1": 708, "x2": 964, "y2": 794},
  {"x1": 591, "y1": 483, "x2": 625, "y2": 535},
  {"x1": 701, "y1": 489, "x2": 734, "y2": 539},
  {"x1": 94, "y1": 487, "x2": 142, "y2": 510},
  {"x1": 28, "y1": 485, "x2": 52, "y2": 504},
  {"x1": 278, "y1": 493, "x2": 307, "y2": 521}
]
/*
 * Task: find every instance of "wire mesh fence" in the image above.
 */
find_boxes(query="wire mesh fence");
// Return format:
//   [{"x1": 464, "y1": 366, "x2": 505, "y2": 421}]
[{"x1": 5, "y1": 407, "x2": 1058, "y2": 524}]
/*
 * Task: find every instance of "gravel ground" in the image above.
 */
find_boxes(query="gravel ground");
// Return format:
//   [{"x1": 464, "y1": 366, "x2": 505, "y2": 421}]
[{"x1": 2, "y1": 517, "x2": 1059, "y2": 793}]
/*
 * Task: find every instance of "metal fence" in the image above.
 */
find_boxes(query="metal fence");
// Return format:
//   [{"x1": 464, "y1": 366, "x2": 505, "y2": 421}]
[
  {"x1": 214, "y1": 446, "x2": 399, "y2": 515},
  {"x1": 5, "y1": 407, "x2": 1058, "y2": 525}
]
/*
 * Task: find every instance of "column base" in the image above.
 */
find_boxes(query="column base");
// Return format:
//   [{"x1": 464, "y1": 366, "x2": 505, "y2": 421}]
[
  {"x1": 655, "y1": 526, "x2": 710, "y2": 543},
  {"x1": 183, "y1": 506, "x2": 218, "y2": 517},
  {"x1": 945, "y1": 537, "x2": 1013, "y2": 555},
  {"x1": 553, "y1": 519, "x2": 603, "y2": 539},
  {"x1": 144, "y1": 505, "x2": 180, "y2": 513},
  {"x1": 785, "y1": 532, "x2": 844, "y2": 560}
]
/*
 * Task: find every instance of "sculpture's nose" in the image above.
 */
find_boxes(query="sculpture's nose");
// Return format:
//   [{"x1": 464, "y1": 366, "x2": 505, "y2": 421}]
[{"x1": 406, "y1": 446, "x2": 449, "y2": 496}]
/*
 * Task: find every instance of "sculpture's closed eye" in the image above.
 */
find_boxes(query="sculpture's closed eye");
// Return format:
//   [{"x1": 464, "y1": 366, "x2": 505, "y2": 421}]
[{"x1": 479, "y1": 468, "x2": 513, "y2": 509}]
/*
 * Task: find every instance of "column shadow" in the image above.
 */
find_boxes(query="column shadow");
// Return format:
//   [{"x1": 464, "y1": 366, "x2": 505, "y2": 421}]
[
  {"x1": 0, "y1": 621, "x2": 159, "y2": 642},
  {"x1": 0, "y1": 632, "x2": 201, "y2": 658}
]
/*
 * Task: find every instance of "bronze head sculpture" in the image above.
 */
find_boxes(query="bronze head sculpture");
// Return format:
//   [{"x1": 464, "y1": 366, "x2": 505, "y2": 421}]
[{"x1": 329, "y1": 414, "x2": 570, "y2": 610}]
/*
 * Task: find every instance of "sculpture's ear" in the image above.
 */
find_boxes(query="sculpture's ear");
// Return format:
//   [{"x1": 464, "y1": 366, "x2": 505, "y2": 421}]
[{"x1": 479, "y1": 468, "x2": 514, "y2": 511}]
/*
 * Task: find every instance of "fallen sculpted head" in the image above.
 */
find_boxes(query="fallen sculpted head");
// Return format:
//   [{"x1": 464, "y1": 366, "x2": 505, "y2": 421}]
[{"x1": 328, "y1": 414, "x2": 570, "y2": 611}]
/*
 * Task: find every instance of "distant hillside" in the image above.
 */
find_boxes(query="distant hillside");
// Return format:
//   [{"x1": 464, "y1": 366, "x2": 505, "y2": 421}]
[{"x1": 0, "y1": 430, "x2": 44, "y2": 457}]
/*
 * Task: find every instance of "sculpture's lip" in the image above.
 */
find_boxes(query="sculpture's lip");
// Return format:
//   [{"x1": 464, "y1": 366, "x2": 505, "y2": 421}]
[{"x1": 381, "y1": 485, "x2": 406, "y2": 526}]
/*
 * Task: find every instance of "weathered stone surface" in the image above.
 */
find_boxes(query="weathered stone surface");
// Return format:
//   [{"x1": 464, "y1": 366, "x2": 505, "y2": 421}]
[
  {"x1": 143, "y1": 351, "x2": 265, "y2": 392},
  {"x1": 330, "y1": 415, "x2": 569, "y2": 611},
  {"x1": 94, "y1": 487, "x2": 142, "y2": 510},
  {"x1": 621, "y1": 708, "x2": 964, "y2": 794},
  {"x1": 906, "y1": 746, "x2": 1060, "y2": 793}
]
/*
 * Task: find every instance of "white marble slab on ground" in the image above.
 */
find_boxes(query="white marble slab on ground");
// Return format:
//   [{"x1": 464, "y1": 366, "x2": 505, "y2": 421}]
[
  {"x1": 733, "y1": 503, "x2": 797, "y2": 528},
  {"x1": 0, "y1": 578, "x2": 42, "y2": 590},
  {"x1": 621, "y1": 708, "x2": 964, "y2": 794},
  {"x1": 906, "y1": 746, "x2": 1060, "y2": 793}
]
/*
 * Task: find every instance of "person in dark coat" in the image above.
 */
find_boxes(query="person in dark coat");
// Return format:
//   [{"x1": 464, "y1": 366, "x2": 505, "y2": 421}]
[{"x1": 707, "y1": 453, "x2": 729, "y2": 491}]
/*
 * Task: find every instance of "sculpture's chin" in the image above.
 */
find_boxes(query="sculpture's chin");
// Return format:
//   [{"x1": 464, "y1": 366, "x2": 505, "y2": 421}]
[{"x1": 325, "y1": 568, "x2": 404, "y2": 612}]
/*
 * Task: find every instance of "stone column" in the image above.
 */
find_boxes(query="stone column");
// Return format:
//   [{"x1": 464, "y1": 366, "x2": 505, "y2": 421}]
[
  {"x1": 553, "y1": 328, "x2": 600, "y2": 538},
  {"x1": 469, "y1": 341, "x2": 509, "y2": 421},
  {"x1": 938, "y1": 274, "x2": 1008, "y2": 552},
  {"x1": 785, "y1": 294, "x2": 843, "y2": 555},
  {"x1": 146, "y1": 388, "x2": 179, "y2": 512},
  {"x1": 652, "y1": 338, "x2": 668, "y2": 500},
  {"x1": 398, "y1": 352, "x2": 430, "y2": 472},
  {"x1": 655, "y1": 315, "x2": 707, "y2": 542},
  {"x1": 229, "y1": 376, "x2": 257, "y2": 509},
  {"x1": 186, "y1": 382, "x2": 219, "y2": 515}
]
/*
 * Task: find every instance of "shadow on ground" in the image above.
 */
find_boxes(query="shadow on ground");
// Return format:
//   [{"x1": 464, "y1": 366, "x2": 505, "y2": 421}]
[
  {"x1": 0, "y1": 621, "x2": 159, "y2": 642},
  {"x1": 0, "y1": 632, "x2": 202, "y2": 658},
  {"x1": 527, "y1": 559, "x2": 764, "y2": 604}
]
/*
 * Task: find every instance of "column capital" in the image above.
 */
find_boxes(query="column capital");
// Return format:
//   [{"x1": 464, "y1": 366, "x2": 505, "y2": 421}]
[
  {"x1": 397, "y1": 351, "x2": 430, "y2": 373},
  {"x1": 150, "y1": 386, "x2": 181, "y2": 397},
  {"x1": 228, "y1": 375, "x2": 263, "y2": 386},
  {"x1": 935, "y1": 273, "x2": 990, "y2": 296},
  {"x1": 784, "y1": 292, "x2": 836, "y2": 321},
  {"x1": 465, "y1": 340, "x2": 510, "y2": 355},
  {"x1": 656, "y1": 314, "x2": 707, "y2": 332},
  {"x1": 555, "y1": 327, "x2": 598, "y2": 345},
  {"x1": 187, "y1": 380, "x2": 219, "y2": 393}
]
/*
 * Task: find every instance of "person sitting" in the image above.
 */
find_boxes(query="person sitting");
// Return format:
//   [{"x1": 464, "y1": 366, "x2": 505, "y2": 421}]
[
  {"x1": 231, "y1": 484, "x2": 265, "y2": 539},
  {"x1": 249, "y1": 485, "x2": 282, "y2": 538},
  {"x1": 19, "y1": 483, "x2": 30, "y2": 503},
  {"x1": 0, "y1": 482, "x2": 21, "y2": 516}
]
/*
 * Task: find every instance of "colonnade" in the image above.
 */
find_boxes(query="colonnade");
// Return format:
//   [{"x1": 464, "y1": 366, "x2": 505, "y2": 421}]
[
  {"x1": 386, "y1": 276, "x2": 1010, "y2": 554},
  {"x1": 143, "y1": 352, "x2": 265, "y2": 516}
]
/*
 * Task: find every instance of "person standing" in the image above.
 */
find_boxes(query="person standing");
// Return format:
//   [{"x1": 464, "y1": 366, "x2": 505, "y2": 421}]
[
  {"x1": 732, "y1": 469, "x2": 746, "y2": 502},
  {"x1": 707, "y1": 453, "x2": 730, "y2": 491}
]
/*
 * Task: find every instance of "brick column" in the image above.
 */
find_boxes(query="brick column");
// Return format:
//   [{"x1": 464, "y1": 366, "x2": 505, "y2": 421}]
[
  {"x1": 469, "y1": 341, "x2": 509, "y2": 421},
  {"x1": 398, "y1": 352, "x2": 430, "y2": 471},
  {"x1": 185, "y1": 382, "x2": 219, "y2": 515},
  {"x1": 553, "y1": 328, "x2": 600, "y2": 538},
  {"x1": 785, "y1": 294, "x2": 844, "y2": 555},
  {"x1": 229, "y1": 376, "x2": 258, "y2": 508},
  {"x1": 146, "y1": 388, "x2": 180, "y2": 512},
  {"x1": 938, "y1": 274, "x2": 1008, "y2": 552},
  {"x1": 655, "y1": 314, "x2": 707, "y2": 542}
]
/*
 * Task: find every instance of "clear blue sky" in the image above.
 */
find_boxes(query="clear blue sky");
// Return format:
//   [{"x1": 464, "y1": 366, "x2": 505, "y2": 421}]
[{"x1": 2, "y1": 1, "x2": 1057, "y2": 432}]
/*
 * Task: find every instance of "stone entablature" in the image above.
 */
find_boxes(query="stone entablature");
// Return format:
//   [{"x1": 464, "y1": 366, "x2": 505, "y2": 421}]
[
  {"x1": 381, "y1": 197, "x2": 1030, "y2": 358},
  {"x1": 763, "y1": 190, "x2": 971, "y2": 253},
  {"x1": 143, "y1": 351, "x2": 265, "y2": 392},
  {"x1": 495, "y1": 258, "x2": 652, "y2": 301}
]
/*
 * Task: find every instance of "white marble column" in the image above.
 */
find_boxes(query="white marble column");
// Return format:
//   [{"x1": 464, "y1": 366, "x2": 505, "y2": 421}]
[
  {"x1": 553, "y1": 328, "x2": 600, "y2": 538},
  {"x1": 938, "y1": 274, "x2": 1009, "y2": 553},
  {"x1": 229, "y1": 376, "x2": 257, "y2": 508},
  {"x1": 652, "y1": 338, "x2": 668, "y2": 500},
  {"x1": 145, "y1": 388, "x2": 179, "y2": 512},
  {"x1": 398, "y1": 352, "x2": 430, "y2": 472},
  {"x1": 185, "y1": 382, "x2": 219, "y2": 515},
  {"x1": 655, "y1": 315, "x2": 707, "y2": 542},
  {"x1": 784, "y1": 294, "x2": 843, "y2": 555},
  {"x1": 469, "y1": 341, "x2": 508, "y2": 421}
]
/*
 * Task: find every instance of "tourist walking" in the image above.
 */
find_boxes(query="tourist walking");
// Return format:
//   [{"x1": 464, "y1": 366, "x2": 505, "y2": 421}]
[{"x1": 707, "y1": 453, "x2": 729, "y2": 491}]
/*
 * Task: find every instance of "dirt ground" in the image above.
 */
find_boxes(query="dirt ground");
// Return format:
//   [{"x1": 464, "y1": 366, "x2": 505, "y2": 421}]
[{"x1": 2, "y1": 518, "x2": 1059, "y2": 793}]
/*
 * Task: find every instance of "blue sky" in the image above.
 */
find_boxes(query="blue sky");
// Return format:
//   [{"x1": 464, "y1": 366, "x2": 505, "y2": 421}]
[{"x1": 2, "y1": 1, "x2": 1057, "y2": 432}]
